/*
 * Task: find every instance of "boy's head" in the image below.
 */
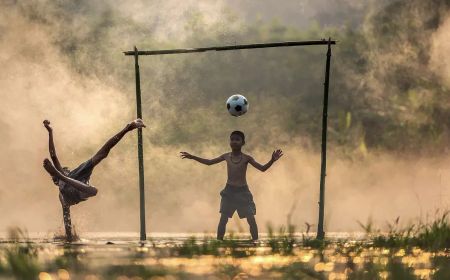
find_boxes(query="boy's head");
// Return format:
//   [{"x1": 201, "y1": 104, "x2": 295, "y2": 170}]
[{"x1": 230, "y1": 131, "x2": 245, "y2": 150}]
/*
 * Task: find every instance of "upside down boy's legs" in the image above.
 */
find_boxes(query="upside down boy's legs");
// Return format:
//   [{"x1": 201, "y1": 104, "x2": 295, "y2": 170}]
[
  {"x1": 217, "y1": 214, "x2": 229, "y2": 240},
  {"x1": 91, "y1": 119, "x2": 146, "y2": 167},
  {"x1": 247, "y1": 215, "x2": 258, "y2": 241}
]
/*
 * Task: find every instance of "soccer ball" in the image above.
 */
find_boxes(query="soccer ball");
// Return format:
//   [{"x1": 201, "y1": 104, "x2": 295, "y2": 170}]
[{"x1": 226, "y1": 94, "x2": 249, "y2": 117}]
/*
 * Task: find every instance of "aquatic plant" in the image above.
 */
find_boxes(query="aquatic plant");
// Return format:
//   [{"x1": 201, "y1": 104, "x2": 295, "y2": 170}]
[
  {"x1": 1, "y1": 227, "x2": 40, "y2": 280},
  {"x1": 267, "y1": 223, "x2": 296, "y2": 255},
  {"x1": 360, "y1": 211, "x2": 450, "y2": 251}
]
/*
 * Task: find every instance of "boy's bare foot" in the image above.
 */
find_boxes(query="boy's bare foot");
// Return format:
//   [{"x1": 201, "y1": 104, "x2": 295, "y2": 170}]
[
  {"x1": 129, "y1": 118, "x2": 146, "y2": 130},
  {"x1": 43, "y1": 120, "x2": 52, "y2": 132},
  {"x1": 43, "y1": 158, "x2": 60, "y2": 177}
]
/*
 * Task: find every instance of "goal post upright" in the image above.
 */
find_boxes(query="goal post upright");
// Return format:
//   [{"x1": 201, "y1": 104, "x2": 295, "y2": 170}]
[
  {"x1": 134, "y1": 46, "x2": 147, "y2": 242},
  {"x1": 125, "y1": 39, "x2": 335, "y2": 241},
  {"x1": 317, "y1": 38, "x2": 332, "y2": 240}
]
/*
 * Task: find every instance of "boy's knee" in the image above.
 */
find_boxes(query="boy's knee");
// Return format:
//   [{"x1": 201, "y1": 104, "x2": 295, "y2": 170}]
[
  {"x1": 90, "y1": 187, "x2": 98, "y2": 196},
  {"x1": 92, "y1": 153, "x2": 107, "y2": 165},
  {"x1": 84, "y1": 186, "x2": 98, "y2": 197}
]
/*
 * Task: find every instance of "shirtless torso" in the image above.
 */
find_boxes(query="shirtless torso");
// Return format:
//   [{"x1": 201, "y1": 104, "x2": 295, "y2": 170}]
[{"x1": 223, "y1": 152, "x2": 250, "y2": 187}]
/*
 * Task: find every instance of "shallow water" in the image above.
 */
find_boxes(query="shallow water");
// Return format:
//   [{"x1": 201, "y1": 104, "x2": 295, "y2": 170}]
[{"x1": 0, "y1": 232, "x2": 449, "y2": 279}]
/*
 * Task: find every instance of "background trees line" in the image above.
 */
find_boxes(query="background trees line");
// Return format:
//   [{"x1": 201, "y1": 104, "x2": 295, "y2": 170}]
[{"x1": 17, "y1": 0, "x2": 450, "y2": 155}]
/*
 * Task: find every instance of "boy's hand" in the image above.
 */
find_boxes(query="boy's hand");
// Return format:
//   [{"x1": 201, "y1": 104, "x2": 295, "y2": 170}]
[
  {"x1": 129, "y1": 118, "x2": 146, "y2": 130},
  {"x1": 272, "y1": 149, "x2": 283, "y2": 161},
  {"x1": 180, "y1": 151, "x2": 194, "y2": 159},
  {"x1": 43, "y1": 120, "x2": 52, "y2": 132}
]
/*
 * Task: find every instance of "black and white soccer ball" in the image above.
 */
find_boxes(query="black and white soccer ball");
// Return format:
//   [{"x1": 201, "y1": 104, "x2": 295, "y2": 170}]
[{"x1": 226, "y1": 94, "x2": 249, "y2": 117}]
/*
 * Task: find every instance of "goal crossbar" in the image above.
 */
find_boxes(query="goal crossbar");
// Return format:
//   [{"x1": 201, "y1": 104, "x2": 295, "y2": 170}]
[{"x1": 124, "y1": 40, "x2": 336, "y2": 56}]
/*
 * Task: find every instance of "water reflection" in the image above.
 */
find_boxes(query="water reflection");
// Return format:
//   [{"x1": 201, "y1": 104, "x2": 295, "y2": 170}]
[{"x1": 0, "y1": 234, "x2": 449, "y2": 279}]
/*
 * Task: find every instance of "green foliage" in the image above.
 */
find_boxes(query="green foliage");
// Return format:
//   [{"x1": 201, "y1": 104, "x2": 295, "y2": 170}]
[
  {"x1": 271, "y1": 261, "x2": 324, "y2": 280},
  {"x1": 177, "y1": 236, "x2": 221, "y2": 257},
  {"x1": 47, "y1": 245, "x2": 85, "y2": 272},
  {"x1": 15, "y1": 0, "x2": 450, "y2": 155},
  {"x1": 432, "y1": 256, "x2": 450, "y2": 280},
  {"x1": 215, "y1": 263, "x2": 242, "y2": 279},
  {"x1": 414, "y1": 211, "x2": 450, "y2": 251},
  {"x1": 176, "y1": 235, "x2": 255, "y2": 258},
  {"x1": 104, "y1": 264, "x2": 169, "y2": 278},
  {"x1": 386, "y1": 257, "x2": 416, "y2": 280},
  {"x1": 358, "y1": 211, "x2": 450, "y2": 251},
  {"x1": 302, "y1": 237, "x2": 329, "y2": 250},
  {"x1": 1, "y1": 224, "x2": 449, "y2": 279},
  {"x1": 346, "y1": 258, "x2": 417, "y2": 280},
  {"x1": 267, "y1": 223, "x2": 296, "y2": 255},
  {"x1": 347, "y1": 261, "x2": 381, "y2": 280},
  {"x1": 1, "y1": 228, "x2": 40, "y2": 280}
]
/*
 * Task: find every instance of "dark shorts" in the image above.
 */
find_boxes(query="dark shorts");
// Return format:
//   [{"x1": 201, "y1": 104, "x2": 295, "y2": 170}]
[
  {"x1": 60, "y1": 159, "x2": 95, "y2": 206},
  {"x1": 68, "y1": 158, "x2": 95, "y2": 183},
  {"x1": 219, "y1": 184, "x2": 256, "y2": 219}
]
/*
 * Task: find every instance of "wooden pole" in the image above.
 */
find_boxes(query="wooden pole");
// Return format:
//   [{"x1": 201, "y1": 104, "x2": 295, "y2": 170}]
[
  {"x1": 134, "y1": 46, "x2": 147, "y2": 241},
  {"x1": 124, "y1": 40, "x2": 336, "y2": 56},
  {"x1": 317, "y1": 38, "x2": 332, "y2": 240}
]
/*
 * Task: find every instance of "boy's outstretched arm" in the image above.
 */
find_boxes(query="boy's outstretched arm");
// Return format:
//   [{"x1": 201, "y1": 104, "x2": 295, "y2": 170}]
[
  {"x1": 180, "y1": 152, "x2": 225, "y2": 165},
  {"x1": 249, "y1": 149, "x2": 283, "y2": 172},
  {"x1": 43, "y1": 120, "x2": 64, "y2": 172}
]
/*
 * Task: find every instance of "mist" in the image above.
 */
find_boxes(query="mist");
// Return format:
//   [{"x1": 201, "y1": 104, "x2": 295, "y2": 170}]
[{"x1": 0, "y1": 0, "x2": 449, "y2": 235}]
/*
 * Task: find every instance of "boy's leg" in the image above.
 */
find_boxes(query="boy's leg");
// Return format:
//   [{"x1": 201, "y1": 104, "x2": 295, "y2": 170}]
[
  {"x1": 44, "y1": 159, "x2": 97, "y2": 196},
  {"x1": 59, "y1": 194, "x2": 73, "y2": 242},
  {"x1": 91, "y1": 119, "x2": 145, "y2": 166},
  {"x1": 217, "y1": 214, "x2": 229, "y2": 240},
  {"x1": 246, "y1": 215, "x2": 258, "y2": 241}
]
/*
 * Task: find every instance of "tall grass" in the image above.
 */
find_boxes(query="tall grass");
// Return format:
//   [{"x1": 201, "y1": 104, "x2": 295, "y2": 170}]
[
  {"x1": 1, "y1": 227, "x2": 40, "y2": 280},
  {"x1": 267, "y1": 223, "x2": 296, "y2": 255},
  {"x1": 358, "y1": 210, "x2": 450, "y2": 251}
]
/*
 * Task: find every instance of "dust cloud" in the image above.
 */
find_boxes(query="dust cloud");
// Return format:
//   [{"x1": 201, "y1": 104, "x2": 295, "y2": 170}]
[{"x1": 0, "y1": 0, "x2": 448, "y2": 236}]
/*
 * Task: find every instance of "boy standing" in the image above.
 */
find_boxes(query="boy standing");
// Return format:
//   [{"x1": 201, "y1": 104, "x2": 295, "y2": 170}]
[{"x1": 180, "y1": 131, "x2": 283, "y2": 241}]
